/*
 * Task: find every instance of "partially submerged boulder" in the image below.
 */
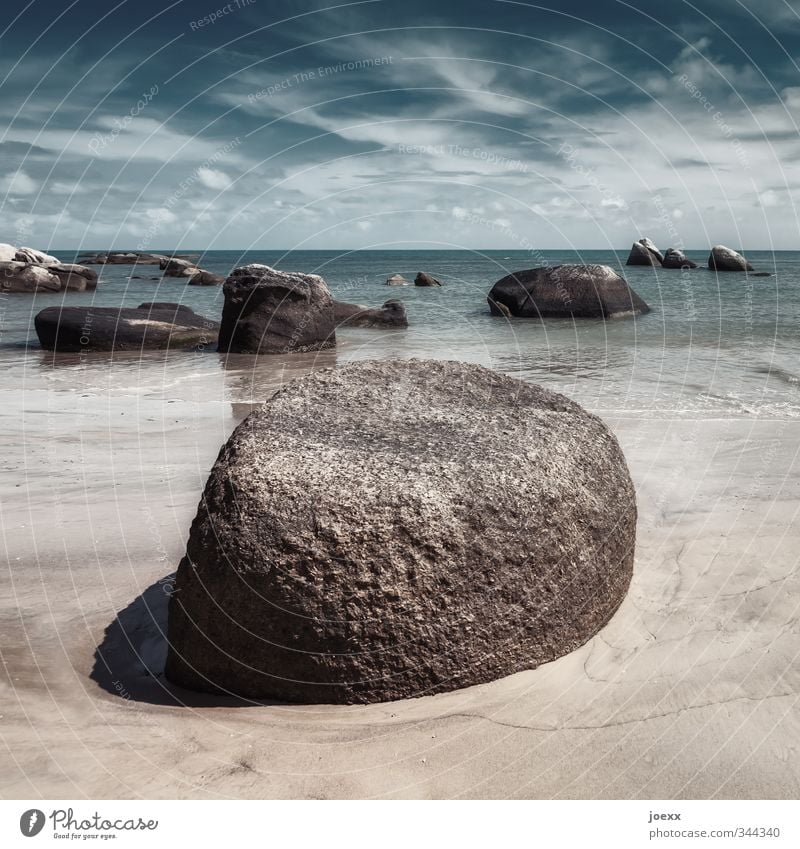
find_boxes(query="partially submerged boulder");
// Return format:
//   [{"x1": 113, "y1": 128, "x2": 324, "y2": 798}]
[
  {"x1": 218, "y1": 264, "x2": 336, "y2": 354},
  {"x1": 333, "y1": 298, "x2": 408, "y2": 328},
  {"x1": 626, "y1": 238, "x2": 663, "y2": 266},
  {"x1": 414, "y1": 272, "x2": 443, "y2": 287},
  {"x1": 708, "y1": 245, "x2": 754, "y2": 272},
  {"x1": 488, "y1": 265, "x2": 650, "y2": 319},
  {"x1": 160, "y1": 257, "x2": 198, "y2": 277},
  {"x1": 77, "y1": 252, "x2": 194, "y2": 265},
  {"x1": 188, "y1": 269, "x2": 224, "y2": 286},
  {"x1": 386, "y1": 273, "x2": 409, "y2": 286},
  {"x1": 35, "y1": 303, "x2": 218, "y2": 351},
  {"x1": 662, "y1": 248, "x2": 698, "y2": 269},
  {"x1": 165, "y1": 359, "x2": 637, "y2": 704},
  {"x1": 48, "y1": 263, "x2": 99, "y2": 291},
  {"x1": 0, "y1": 243, "x2": 98, "y2": 292}
]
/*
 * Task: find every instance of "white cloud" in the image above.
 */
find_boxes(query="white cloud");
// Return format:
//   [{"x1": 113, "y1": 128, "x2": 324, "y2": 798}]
[
  {"x1": 1, "y1": 170, "x2": 37, "y2": 195},
  {"x1": 197, "y1": 167, "x2": 233, "y2": 190}
]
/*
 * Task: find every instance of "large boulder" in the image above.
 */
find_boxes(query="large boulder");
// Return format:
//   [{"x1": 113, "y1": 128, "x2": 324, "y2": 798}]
[
  {"x1": 626, "y1": 238, "x2": 662, "y2": 266},
  {"x1": 48, "y1": 263, "x2": 98, "y2": 291},
  {"x1": 662, "y1": 248, "x2": 698, "y2": 269},
  {"x1": 218, "y1": 264, "x2": 336, "y2": 354},
  {"x1": 333, "y1": 298, "x2": 408, "y2": 328},
  {"x1": 35, "y1": 303, "x2": 218, "y2": 352},
  {"x1": 414, "y1": 272, "x2": 443, "y2": 287},
  {"x1": 386, "y1": 273, "x2": 409, "y2": 286},
  {"x1": 488, "y1": 265, "x2": 650, "y2": 319},
  {"x1": 165, "y1": 359, "x2": 637, "y2": 704},
  {"x1": 708, "y1": 245, "x2": 754, "y2": 272},
  {"x1": 0, "y1": 262, "x2": 61, "y2": 292}
]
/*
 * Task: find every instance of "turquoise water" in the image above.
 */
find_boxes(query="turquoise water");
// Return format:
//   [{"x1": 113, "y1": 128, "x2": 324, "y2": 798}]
[{"x1": 1, "y1": 249, "x2": 797, "y2": 419}]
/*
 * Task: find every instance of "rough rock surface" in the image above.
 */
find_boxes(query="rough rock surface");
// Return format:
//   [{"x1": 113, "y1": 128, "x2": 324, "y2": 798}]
[
  {"x1": 708, "y1": 245, "x2": 754, "y2": 272},
  {"x1": 662, "y1": 248, "x2": 698, "y2": 269},
  {"x1": 626, "y1": 239, "x2": 662, "y2": 266},
  {"x1": 0, "y1": 247, "x2": 98, "y2": 292},
  {"x1": 218, "y1": 264, "x2": 336, "y2": 354},
  {"x1": 333, "y1": 298, "x2": 408, "y2": 328},
  {"x1": 77, "y1": 252, "x2": 195, "y2": 265},
  {"x1": 165, "y1": 359, "x2": 637, "y2": 704},
  {"x1": 414, "y1": 272, "x2": 443, "y2": 287},
  {"x1": 35, "y1": 303, "x2": 218, "y2": 351},
  {"x1": 488, "y1": 264, "x2": 650, "y2": 319},
  {"x1": 386, "y1": 273, "x2": 409, "y2": 286}
]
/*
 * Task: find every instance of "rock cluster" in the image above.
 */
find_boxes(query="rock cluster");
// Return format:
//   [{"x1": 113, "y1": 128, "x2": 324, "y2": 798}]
[
  {"x1": 165, "y1": 359, "x2": 637, "y2": 704},
  {"x1": 0, "y1": 243, "x2": 98, "y2": 293}
]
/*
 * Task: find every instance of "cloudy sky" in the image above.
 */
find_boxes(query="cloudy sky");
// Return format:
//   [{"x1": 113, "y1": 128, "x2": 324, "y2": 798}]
[{"x1": 2, "y1": 0, "x2": 800, "y2": 250}]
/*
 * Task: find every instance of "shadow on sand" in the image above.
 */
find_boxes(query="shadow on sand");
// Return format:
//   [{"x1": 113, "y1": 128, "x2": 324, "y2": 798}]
[{"x1": 90, "y1": 574, "x2": 278, "y2": 708}]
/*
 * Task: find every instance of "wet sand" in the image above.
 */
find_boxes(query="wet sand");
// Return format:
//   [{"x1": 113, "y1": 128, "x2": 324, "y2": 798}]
[{"x1": 1, "y1": 354, "x2": 799, "y2": 799}]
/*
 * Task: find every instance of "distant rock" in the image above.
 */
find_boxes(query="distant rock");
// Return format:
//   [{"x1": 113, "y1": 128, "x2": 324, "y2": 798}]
[
  {"x1": 333, "y1": 298, "x2": 408, "y2": 328},
  {"x1": 386, "y1": 273, "x2": 409, "y2": 286},
  {"x1": 218, "y1": 264, "x2": 336, "y2": 354},
  {"x1": 77, "y1": 252, "x2": 195, "y2": 266},
  {"x1": 35, "y1": 303, "x2": 218, "y2": 352},
  {"x1": 160, "y1": 257, "x2": 198, "y2": 277},
  {"x1": 188, "y1": 269, "x2": 225, "y2": 286},
  {"x1": 488, "y1": 265, "x2": 650, "y2": 319},
  {"x1": 414, "y1": 272, "x2": 443, "y2": 287},
  {"x1": 164, "y1": 359, "x2": 637, "y2": 703},
  {"x1": 626, "y1": 238, "x2": 663, "y2": 266},
  {"x1": 662, "y1": 248, "x2": 698, "y2": 269},
  {"x1": 708, "y1": 245, "x2": 754, "y2": 272}
]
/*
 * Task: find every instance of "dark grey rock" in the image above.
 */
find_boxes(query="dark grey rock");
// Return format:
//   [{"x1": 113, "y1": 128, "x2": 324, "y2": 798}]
[
  {"x1": 218, "y1": 264, "x2": 336, "y2": 354},
  {"x1": 708, "y1": 245, "x2": 754, "y2": 271},
  {"x1": 414, "y1": 272, "x2": 443, "y2": 287},
  {"x1": 662, "y1": 249, "x2": 698, "y2": 269},
  {"x1": 35, "y1": 303, "x2": 218, "y2": 351},
  {"x1": 48, "y1": 263, "x2": 99, "y2": 291},
  {"x1": 165, "y1": 359, "x2": 637, "y2": 704},
  {"x1": 488, "y1": 264, "x2": 650, "y2": 319},
  {"x1": 333, "y1": 299, "x2": 408, "y2": 328},
  {"x1": 626, "y1": 239, "x2": 662, "y2": 266}
]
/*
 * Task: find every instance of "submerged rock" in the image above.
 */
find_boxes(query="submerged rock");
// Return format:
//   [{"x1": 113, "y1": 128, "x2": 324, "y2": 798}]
[
  {"x1": 626, "y1": 238, "x2": 663, "y2": 266},
  {"x1": 165, "y1": 359, "x2": 636, "y2": 704},
  {"x1": 333, "y1": 298, "x2": 408, "y2": 328},
  {"x1": 386, "y1": 273, "x2": 409, "y2": 286},
  {"x1": 488, "y1": 264, "x2": 650, "y2": 319},
  {"x1": 414, "y1": 272, "x2": 443, "y2": 287},
  {"x1": 218, "y1": 264, "x2": 336, "y2": 354},
  {"x1": 35, "y1": 303, "x2": 218, "y2": 351},
  {"x1": 188, "y1": 269, "x2": 224, "y2": 286},
  {"x1": 662, "y1": 248, "x2": 698, "y2": 269},
  {"x1": 708, "y1": 245, "x2": 754, "y2": 272}
]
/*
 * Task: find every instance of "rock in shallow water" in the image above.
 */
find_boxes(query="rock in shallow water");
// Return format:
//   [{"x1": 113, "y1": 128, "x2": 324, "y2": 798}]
[
  {"x1": 218, "y1": 264, "x2": 336, "y2": 354},
  {"x1": 488, "y1": 264, "x2": 650, "y2": 319},
  {"x1": 165, "y1": 359, "x2": 637, "y2": 704},
  {"x1": 662, "y1": 248, "x2": 698, "y2": 269},
  {"x1": 625, "y1": 238, "x2": 663, "y2": 266},
  {"x1": 35, "y1": 303, "x2": 218, "y2": 351},
  {"x1": 708, "y1": 245, "x2": 754, "y2": 271},
  {"x1": 333, "y1": 298, "x2": 408, "y2": 328}
]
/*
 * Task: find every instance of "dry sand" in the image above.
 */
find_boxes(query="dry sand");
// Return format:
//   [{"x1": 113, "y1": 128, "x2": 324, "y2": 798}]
[{"x1": 1, "y1": 353, "x2": 799, "y2": 799}]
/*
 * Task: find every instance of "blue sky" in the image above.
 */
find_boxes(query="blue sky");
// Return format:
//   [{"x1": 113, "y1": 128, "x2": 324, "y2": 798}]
[{"x1": 2, "y1": 0, "x2": 800, "y2": 250}]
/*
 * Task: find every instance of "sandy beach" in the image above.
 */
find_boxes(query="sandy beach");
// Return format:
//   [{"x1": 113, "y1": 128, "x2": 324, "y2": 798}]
[{"x1": 2, "y1": 347, "x2": 798, "y2": 799}]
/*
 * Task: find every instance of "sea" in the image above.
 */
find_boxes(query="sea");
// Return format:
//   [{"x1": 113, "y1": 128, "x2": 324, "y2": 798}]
[{"x1": 2, "y1": 249, "x2": 799, "y2": 421}]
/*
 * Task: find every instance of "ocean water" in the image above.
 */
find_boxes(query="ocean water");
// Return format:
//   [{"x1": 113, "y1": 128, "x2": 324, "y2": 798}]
[{"x1": 1, "y1": 249, "x2": 798, "y2": 420}]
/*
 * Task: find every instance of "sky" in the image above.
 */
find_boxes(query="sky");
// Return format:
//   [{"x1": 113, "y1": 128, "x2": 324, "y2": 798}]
[{"x1": 2, "y1": 0, "x2": 800, "y2": 250}]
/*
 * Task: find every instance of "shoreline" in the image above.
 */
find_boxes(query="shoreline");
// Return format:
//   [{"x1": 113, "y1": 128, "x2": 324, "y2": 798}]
[{"x1": 2, "y1": 363, "x2": 798, "y2": 798}]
